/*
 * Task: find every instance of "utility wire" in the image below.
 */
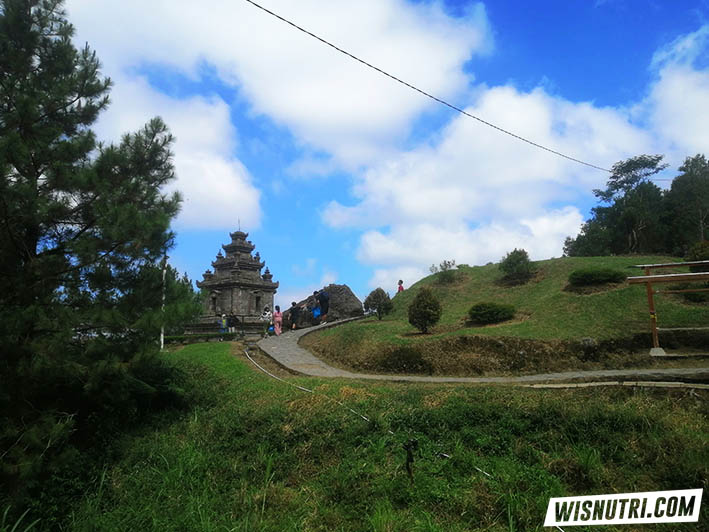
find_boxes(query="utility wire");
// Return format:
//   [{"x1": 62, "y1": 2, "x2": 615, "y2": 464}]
[{"x1": 242, "y1": 0, "x2": 612, "y2": 173}]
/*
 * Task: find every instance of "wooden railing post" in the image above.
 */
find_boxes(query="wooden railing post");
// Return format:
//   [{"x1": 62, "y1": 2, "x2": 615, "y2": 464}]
[{"x1": 644, "y1": 267, "x2": 659, "y2": 348}]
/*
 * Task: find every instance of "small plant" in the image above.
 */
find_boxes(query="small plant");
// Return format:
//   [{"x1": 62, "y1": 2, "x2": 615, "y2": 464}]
[
  {"x1": 687, "y1": 241, "x2": 709, "y2": 272},
  {"x1": 407, "y1": 287, "x2": 442, "y2": 333},
  {"x1": 568, "y1": 268, "x2": 627, "y2": 286},
  {"x1": 468, "y1": 302, "x2": 515, "y2": 325},
  {"x1": 437, "y1": 259, "x2": 457, "y2": 283},
  {"x1": 499, "y1": 249, "x2": 535, "y2": 284},
  {"x1": 378, "y1": 346, "x2": 432, "y2": 374},
  {"x1": 439, "y1": 259, "x2": 456, "y2": 271},
  {"x1": 363, "y1": 288, "x2": 394, "y2": 320}
]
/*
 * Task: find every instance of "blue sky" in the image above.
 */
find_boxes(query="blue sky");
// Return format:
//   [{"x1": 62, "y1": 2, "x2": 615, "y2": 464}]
[{"x1": 66, "y1": 0, "x2": 709, "y2": 306}]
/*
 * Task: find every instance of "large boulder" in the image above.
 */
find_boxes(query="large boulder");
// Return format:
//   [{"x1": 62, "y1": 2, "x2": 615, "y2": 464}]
[{"x1": 283, "y1": 284, "x2": 363, "y2": 329}]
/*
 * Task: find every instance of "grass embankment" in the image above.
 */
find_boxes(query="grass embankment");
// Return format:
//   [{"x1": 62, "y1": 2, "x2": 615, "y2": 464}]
[
  {"x1": 63, "y1": 343, "x2": 707, "y2": 531},
  {"x1": 302, "y1": 256, "x2": 709, "y2": 376}
]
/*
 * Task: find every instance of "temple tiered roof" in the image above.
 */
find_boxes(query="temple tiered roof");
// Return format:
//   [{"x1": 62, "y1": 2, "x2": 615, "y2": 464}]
[{"x1": 197, "y1": 231, "x2": 278, "y2": 317}]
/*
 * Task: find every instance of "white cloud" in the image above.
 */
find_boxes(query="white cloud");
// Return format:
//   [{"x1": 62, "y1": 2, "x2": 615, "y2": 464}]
[
  {"x1": 274, "y1": 269, "x2": 339, "y2": 310},
  {"x1": 369, "y1": 265, "x2": 429, "y2": 293},
  {"x1": 358, "y1": 207, "x2": 583, "y2": 266},
  {"x1": 645, "y1": 25, "x2": 709, "y2": 159},
  {"x1": 361, "y1": 207, "x2": 583, "y2": 290},
  {"x1": 66, "y1": 0, "x2": 492, "y2": 169},
  {"x1": 324, "y1": 84, "x2": 651, "y2": 233},
  {"x1": 92, "y1": 76, "x2": 261, "y2": 229},
  {"x1": 320, "y1": 270, "x2": 339, "y2": 286},
  {"x1": 63, "y1": 0, "x2": 708, "y2": 292},
  {"x1": 323, "y1": 21, "x2": 709, "y2": 288}
]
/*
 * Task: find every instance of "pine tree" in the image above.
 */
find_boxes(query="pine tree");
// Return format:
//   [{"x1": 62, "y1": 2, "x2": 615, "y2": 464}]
[{"x1": 0, "y1": 0, "x2": 185, "y2": 503}]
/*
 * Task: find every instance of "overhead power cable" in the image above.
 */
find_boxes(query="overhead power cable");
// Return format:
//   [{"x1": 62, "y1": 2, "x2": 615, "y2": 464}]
[{"x1": 242, "y1": 0, "x2": 612, "y2": 173}]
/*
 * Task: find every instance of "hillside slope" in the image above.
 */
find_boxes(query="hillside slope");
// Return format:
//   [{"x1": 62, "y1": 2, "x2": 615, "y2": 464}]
[{"x1": 302, "y1": 256, "x2": 709, "y2": 376}]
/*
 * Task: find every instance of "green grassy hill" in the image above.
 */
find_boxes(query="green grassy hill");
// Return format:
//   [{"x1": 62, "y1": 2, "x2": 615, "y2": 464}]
[
  {"x1": 302, "y1": 256, "x2": 709, "y2": 376},
  {"x1": 62, "y1": 344, "x2": 707, "y2": 531}
]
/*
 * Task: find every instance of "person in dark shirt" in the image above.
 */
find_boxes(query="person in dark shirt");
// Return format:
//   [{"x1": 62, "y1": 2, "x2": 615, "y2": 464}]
[
  {"x1": 289, "y1": 301, "x2": 300, "y2": 330},
  {"x1": 314, "y1": 290, "x2": 329, "y2": 323}
]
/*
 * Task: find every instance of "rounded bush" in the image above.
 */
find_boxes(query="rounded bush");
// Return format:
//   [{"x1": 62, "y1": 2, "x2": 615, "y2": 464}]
[
  {"x1": 568, "y1": 268, "x2": 626, "y2": 286},
  {"x1": 687, "y1": 241, "x2": 709, "y2": 272},
  {"x1": 364, "y1": 287, "x2": 393, "y2": 320},
  {"x1": 467, "y1": 302, "x2": 515, "y2": 325},
  {"x1": 408, "y1": 287, "x2": 442, "y2": 333},
  {"x1": 500, "y1": 248, "x2": 535, "y2": 283}
]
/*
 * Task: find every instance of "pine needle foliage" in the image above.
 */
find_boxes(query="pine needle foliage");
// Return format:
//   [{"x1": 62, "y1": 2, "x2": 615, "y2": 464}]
[
  {"x1": 0, "y1": 0, "x2": 195, "y2": 511},
  {"x1": 499, "y1": 249, "x2": 535, "y2": 284}
]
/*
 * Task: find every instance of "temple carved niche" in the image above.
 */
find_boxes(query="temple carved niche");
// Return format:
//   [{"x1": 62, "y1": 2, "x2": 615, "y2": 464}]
[{"x1": 196, "y1": 230, "x2": 278, "y2": 318}]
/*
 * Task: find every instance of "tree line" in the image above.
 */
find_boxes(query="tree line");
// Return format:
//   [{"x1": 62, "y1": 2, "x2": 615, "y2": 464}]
[{"x1": 564, "y1": 154, "x2": 709, "y2": 258}]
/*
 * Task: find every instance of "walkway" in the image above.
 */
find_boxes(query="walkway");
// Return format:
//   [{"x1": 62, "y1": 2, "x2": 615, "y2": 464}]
[{"x1": 257, "y1": 319, "x2": 709, "y2": 385}]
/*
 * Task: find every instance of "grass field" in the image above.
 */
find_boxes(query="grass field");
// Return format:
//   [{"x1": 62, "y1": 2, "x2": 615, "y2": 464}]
[
  {"x1": 302, "y1": 256, "x2": 709, "y2": 376},
  {"x1": 59, "y1": 343, "x2": 707, "y2": 531}
]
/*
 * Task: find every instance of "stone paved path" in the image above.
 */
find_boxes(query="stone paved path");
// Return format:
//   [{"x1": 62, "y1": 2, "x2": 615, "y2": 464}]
[{"x1": 257, "y1": 319, "x2": 709, "y2": 384}]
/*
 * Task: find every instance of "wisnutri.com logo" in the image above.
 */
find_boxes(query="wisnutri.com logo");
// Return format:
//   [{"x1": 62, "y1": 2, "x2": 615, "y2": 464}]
[{"x1": 544, "y1": 488, "x2": 702, "y2": 527}]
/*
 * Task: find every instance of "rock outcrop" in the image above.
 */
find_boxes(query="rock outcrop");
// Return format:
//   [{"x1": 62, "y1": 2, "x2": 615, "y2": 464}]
[{"x1": 283, "y1": 284, "x2": 363, "y2": 329}]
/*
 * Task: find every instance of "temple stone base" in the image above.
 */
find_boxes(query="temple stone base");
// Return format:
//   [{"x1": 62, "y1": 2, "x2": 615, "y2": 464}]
[{"x1": 185, "y1": 315, "x2": 270, "y2": 340}]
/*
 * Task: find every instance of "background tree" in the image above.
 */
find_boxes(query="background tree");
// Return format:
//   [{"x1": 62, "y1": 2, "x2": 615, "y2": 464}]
[
  {"x1": 364, "y1": 287, "x2": 393, "y2": 320},
  {"x1": 563, "y1": 219, "x2": 611, "y2": 256},
  {"x1": 594, "y1": 155, "x2": 667, "y2": 253},
  {"x1": 565, "y1": 154, "x2": 668, "y2": 256},
  {"x1": 664, "y1": 154, "x2": 709, "y2": 254},
  {"x1": 407, "y1": 287, "x2": 441, "y2": 333},
  {"x1": 0, "y1": 0, "x2": 188, "y2": 508}
]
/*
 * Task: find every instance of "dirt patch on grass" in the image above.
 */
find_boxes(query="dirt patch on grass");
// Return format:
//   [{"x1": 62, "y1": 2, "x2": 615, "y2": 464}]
[
  {"x1": 422, "y1": 390, "x2": 459, "y2": 408},
  {"x1": 304, "y1": 328, "x2": 709, "y2": 377},
  {"x1": 233, "y1": 342, "x2": 300, "y2": 378},
  {"x1": 338, "y1": 385, "x2": 374, "y2": 401}
]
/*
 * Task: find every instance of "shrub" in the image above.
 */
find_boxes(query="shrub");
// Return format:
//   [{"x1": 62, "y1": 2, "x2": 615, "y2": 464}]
[
  {"x1": 468, "y1": 302, "x2": 516, "y2": 325},
  {"x1": 164, "y1": 332, "x2": 241, "y2": 344},
  {"x1": 687, "y1": 241, "x2": 709, "y2": 272},
  {"x1": 407, "y1": 287, "x2": 442, "y2": 333},
  {"x1": 437, "y1": 259, "x2": 457, "y2": 283},
  {"x1": 669, "y1": 282, "x2": 709, "y2": 303},
  {"x1": 439, "y1": 259, "x2": 456, "y2": 271},
  {"x1": 499, "y1": 249, "x2": 535, "y2": 283},
  {"x1": 363, "y1": 288, "x2": 394, "y2": 320},
  {"x1": 379, "y1": 347, "x2": 432, "y2": 374},
  {"x1": 568, "y1": 268, "x2": 627, "y2": 286}
]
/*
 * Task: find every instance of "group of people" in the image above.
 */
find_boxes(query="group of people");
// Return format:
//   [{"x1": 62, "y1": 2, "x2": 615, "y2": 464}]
[
  {"x1": 218, "y1": 282, "x2": 409, "y2": 338},
  {"x1": 218, "y1": 313, "x2": 239, "y2": 334},
  {"x1": 255, "y1": 289, "x2": 330, "y2": 337},
  {"x1": 288, "y1": 289, "x2": 330, "y2": 331}
]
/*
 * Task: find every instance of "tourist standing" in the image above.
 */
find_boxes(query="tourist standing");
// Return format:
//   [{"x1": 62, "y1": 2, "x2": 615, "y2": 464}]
[
  {"x1": 273, "y1": 305, "x2": 283, "y2": 335},
  {"x1": 397, "y1": 280, "x2": 404, "y2": 293},
  {"x1": 289, "y1": 301, "x2": 300, "y2": 330},
  {"x1": 219, "y1": 314, "x2": 227, "y2": 334},
  {"x1": 261, "y1": 306, "x2": 272, "y2": 337},
  {"x1": 314, "y1": 289, "x2": 330, "y2": 323}
]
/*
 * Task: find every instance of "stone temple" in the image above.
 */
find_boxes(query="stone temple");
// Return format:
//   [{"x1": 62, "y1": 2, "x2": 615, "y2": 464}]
[{"x1": 187, "y1": 230, "x2": 278, "y2": 335}]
